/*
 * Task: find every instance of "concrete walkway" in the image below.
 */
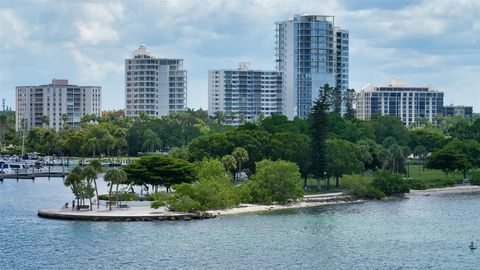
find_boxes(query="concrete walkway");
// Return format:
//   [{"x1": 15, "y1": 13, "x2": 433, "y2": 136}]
[{"x1": 38, "y1": 206, "x2": 214, "y2": 221}]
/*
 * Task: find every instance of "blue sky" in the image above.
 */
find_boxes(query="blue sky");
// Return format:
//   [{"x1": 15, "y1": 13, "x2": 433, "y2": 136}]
[{"x1": 1, "y1": 0, "x2": 479, "y2": 111}]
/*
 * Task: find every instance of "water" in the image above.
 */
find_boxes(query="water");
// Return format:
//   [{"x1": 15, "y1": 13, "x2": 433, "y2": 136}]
[{"x1": 1, "y1": 178, "x2": 479, "y2": 269}]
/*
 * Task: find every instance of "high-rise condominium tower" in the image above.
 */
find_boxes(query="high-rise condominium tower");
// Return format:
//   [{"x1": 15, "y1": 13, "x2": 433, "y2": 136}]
[
  {"x1": 275, "y1": 14, "x2": 349, "y2": 119},
  {"x1": 125, "y1": 45, "x2": 187, "y2": 117},
  {"x1": 16, "y1": 79, "x2": 101, "y2": 131}
]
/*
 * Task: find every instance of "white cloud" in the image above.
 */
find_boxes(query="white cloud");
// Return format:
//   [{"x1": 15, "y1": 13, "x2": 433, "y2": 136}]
[
  {"x1": 68, "y1": 47, "x2": 122, "y2": 81},
  {"x1": 0, "y1": 9, "x2": 30, "y2": 49},
  {"x1": 75, "y1": 22, "x2": 119, "y2": 45},
  {"x1": 74, "y1": 2, "x2": 124, "y2": 45}
]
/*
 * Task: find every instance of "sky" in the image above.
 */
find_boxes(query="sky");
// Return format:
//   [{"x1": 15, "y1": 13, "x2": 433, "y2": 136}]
[{"x1": 0, "y1": 0, "x2": 479, "y2": 112}]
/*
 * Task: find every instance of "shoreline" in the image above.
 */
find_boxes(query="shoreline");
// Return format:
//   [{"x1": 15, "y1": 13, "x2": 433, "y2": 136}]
[
  {"x1": 38, "y1": 184, "x2": 480, "y2": 221},
  {"x1": 408, "y1": 184, "x2": 480, "y2": 195},
  {"x1": 208, "y1": 194, "x2": 362, "y2": 216}
]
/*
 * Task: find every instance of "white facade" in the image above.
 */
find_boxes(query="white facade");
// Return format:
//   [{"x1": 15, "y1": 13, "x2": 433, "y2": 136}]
[
  {"x1": 356, "y1": 79, "x2": 444, "y2": 126},
  {"x1": 208, "y1": 62, "x2": 283, "y2": 125},
  {"x1": 16, "y1": 79, "x2": 101, "y2": 131},
  {"x1": 125, "y1": 45, "x2": 187, "y2": 117},
  {"x1": 275, "y1": 15, "x2": 349, "y2": 119}
]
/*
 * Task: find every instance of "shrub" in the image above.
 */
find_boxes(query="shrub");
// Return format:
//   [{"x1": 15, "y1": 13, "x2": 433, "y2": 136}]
[
  {"x1": 405, "y1": 178, "x2": 427, "y2": 190},
  {"x1": 151, "y1": 159, "x2": 241, "y2": 212},
  {"x1": 372, "y1": 170, "x2": 409, "y2": 196},
  {"x1": 245, "y1": 160, "x2": 304, "y2": 204},
  {"x1": 343, "y1": 175, "x2": 385, "y2": 199},
  {"x1": 469, "y1": 171, "x2": 480, "y2": 186},
  {"x1": 98, "y1": 192, "x2": 136, "y2": 201}
]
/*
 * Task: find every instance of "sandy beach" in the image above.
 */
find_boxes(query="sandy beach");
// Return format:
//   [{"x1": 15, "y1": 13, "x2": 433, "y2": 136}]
[
  {"x1": 208, "y1": 193, "x2": 362, "y2": 216},
  {"x1": 409, "y1": 184, "x2": 480, "y2": 195}
]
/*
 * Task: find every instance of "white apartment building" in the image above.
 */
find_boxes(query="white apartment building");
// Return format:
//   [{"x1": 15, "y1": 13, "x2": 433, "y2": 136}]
[
  {"x1": 275, "y1": 14, "x2": 349, "y2": 119},
  {"x1": 125, "y1": 45, "x2": 187, "y2": 117},
  {"x1": 356, "y1": 79, "x2": 444, "y2": 126},
  {"x1": 16, "y1": 79, "x2": 101, "y2": 131},
  {"x1": 208, "y1": 62, "x2": 283, "y2": 125}
]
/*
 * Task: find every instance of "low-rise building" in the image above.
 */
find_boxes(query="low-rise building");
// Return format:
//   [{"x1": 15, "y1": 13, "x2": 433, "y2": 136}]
[
  {"x1": 356, "y1": 79, "x2": 444, "y2": 126},
  {"x1": 443, "y1": 105, "x2": 473, "y2": 117}
]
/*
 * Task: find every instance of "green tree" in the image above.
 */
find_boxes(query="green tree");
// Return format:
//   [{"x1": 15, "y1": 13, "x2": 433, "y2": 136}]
[
  {"x1": 443, "y1": 139, "x2": 480, "y2": 179},
  {"x1": 152, "y1": 159, "x2": 240, "y2": 212},
  {"x1": 142, "y1": 129, "x2": 162, "y2": 153},
  {"x1": 372, "y1": 170, "x2": 409, "y2": 196},
  {"x1": 426, "y1": 148, "x2": 470, "y2": 178},
  {"x1": 123, "y1": 155, "x2": 195, "y2": 193},
  {"x1": 309, "y1": 84, "x2": 331, "y2": 191},
  {"x1": 84, "y1": 137, "x2": 100, "y2": 157},
  {"x1": 64, "y1": 169, "x2": 84, "y2": 208},
  {"x1": 343, "y1": 88, "x2": 356, "y2": 120},
  {"x1": 221, "y1": 154, "x2": 237, "y2": 180},
  {"x1": 0, "y1": 114, "x2": 6, "y2": 148},
  {"x1": 104, "y1": 168, "x2": 127, "y2": 210},
  {"x1": 325, "y1": 139, "x2": 363, "y2": 187},
  {"x1": 246, "y1": 160, "x2": 304, "y2": 204},
  {"x1": 41, "y1": 115, "x2": 49, "y2": 128},
  {"x1": 232, "y1": 147, "x2": 249, "y2": 181},
  {"x1": 270, "y1": 132, "x2": 311, "y2": 186},
  {"x1": 61, "y1": 114, "x2": 69, "y2": 127}
]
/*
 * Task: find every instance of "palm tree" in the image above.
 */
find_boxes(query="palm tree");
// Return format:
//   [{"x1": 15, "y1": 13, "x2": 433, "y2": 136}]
[
  {"x1": 104, "y1": 168, "x2": 127, "y2": 210},
  {"x1": 142, "y1": 129, "x2": 162, "y2": 152},
  {"x1": 239, "y1": 114, "x2": 245, "y2": 125},
  {"x1": 84, "y1": 137, "x2": 100, "y2": 157},
  {"x1": 83, "y1": 166, "x2": 97, "y2": 210},
  {"x1": 61, "y1": 114, "x2": 69, "y2": 127},
  {"x1": 0, "y1": 114, "x2": 6, "y2": 149},
  {"x1": 221, "y1": 154, "x2": 237, "y2": 181},
  {"x1": 214, "y1": 111, "x2": 226, "y2": 125},
  {"x1": 89, "y1": 160, "x2": 104, "y2": 209},
  {"x1": 232, "y1": 147, "x2": 249, "y2": 181},
  {"x1": 64, "y1": 166, "x2": 84, "y2": 209},
  {"x1": 41, "y1": 115, "x2": 49, "y2": 128}
]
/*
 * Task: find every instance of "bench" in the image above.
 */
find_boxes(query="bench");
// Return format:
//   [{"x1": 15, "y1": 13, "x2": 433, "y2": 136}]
[
  {"x1": 77, "y1": 205, "x2": 90, "y2": 210},
  {"x1": 118, "y1": 204, "x2": 130, "y2": 209}
]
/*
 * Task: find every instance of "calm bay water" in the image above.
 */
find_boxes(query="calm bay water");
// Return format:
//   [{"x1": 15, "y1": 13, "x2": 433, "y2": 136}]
[{"x1": 1, "y1": 177, "x2": 479, "y2": 270}]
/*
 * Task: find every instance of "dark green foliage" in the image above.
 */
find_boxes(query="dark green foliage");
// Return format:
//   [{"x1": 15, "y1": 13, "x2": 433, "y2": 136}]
[
  {"x1": 426, "y1": 148, "x2": 470, "y2": 178},
  {"x1": 343, "y1": 88, "x2": 356, "y2": 120},
  {"x1": 409, "y1": 128, "x2": 446, "y2": 153},
  {"x1": 370, "y1": 115, "x2": 410, "y2": 146},
  {"x1": 372, "y1": 170, "x2": 409, "y2": 196},
  {"x1": 342, "y1": 175, "x2": 385, "y2": 199},
  {"x1": 151, "y1": 159, "x2": 240, "y2": 212},
  {"x1": 309, "y1": 84, "x2": 330, "y2": 183},
  {"x1": 469, "y1": 172, "x2": 480, "y2": 186},
  {"x1": 243, "y1": 160, "x2": 304, "y2": 204},
  {"x1": 325, "y1": 139, "x2": 363, "y2": 187},
  {"x1": 188, "y1": 129, "x2": 272, "y2": 172},
  {"x1": 404, "y1": 178, "x2": 427, "y2": 190},
  {"x1": 123, "y1": 155, "x2": 195, "y2": 191}
]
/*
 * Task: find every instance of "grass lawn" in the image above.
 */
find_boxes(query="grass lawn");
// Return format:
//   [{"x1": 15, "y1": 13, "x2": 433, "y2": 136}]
[{"x1": 304, "y1": 164, "x2": 477, "y2": 194}]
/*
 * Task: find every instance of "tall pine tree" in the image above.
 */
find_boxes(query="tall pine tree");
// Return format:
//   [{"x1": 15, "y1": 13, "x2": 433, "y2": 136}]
[
  {"x1": 309, "y1": 83, "x2": 332, "y2": 191},
  {"x1": 343, "y1": 88, "x2": 357, "y2": 120}
]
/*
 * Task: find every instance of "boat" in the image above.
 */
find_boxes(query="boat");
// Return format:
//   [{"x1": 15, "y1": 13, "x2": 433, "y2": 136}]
[{"x1": 0, "y1": 161, "x2": 15, "y2": 175}]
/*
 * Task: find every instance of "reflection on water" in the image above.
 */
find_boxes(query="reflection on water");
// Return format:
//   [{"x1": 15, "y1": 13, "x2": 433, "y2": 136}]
[{"x1": 1, "y1": 178, "x2": 479, "y2": 269}]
